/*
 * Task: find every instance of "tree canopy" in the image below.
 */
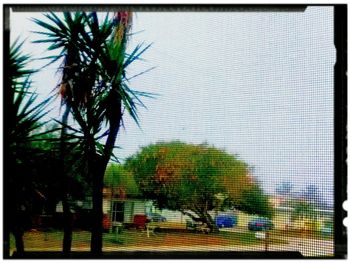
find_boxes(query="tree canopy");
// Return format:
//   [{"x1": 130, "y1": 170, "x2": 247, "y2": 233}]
[
  {"x1": 125, "y1": 141, "x2": 273, "y2": 230},
  {"x1": 235, "y1": 183, "x2": 274, "y2": 219},
  {"x1": 104, "y1": 164, "x2": 140, "y2": 198}
]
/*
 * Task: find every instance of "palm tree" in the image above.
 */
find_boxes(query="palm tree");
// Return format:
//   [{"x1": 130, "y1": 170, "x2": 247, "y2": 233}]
[
  {"x1": 32, "y1": 12, "x2": 88, "y2": 254},
  {"x1": 5, "y1": 39, "x2": 51, "y2": 257},
  {"x1": 33, "y1": 11, "x2": 152, "y2": 254}
]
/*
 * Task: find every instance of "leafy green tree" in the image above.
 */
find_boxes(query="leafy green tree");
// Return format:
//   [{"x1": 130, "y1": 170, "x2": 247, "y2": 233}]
[
  {"x1": 235, "y1": 184, "x2": 274, "y2": 219},
  {"x1": 33, "y1": 12, "x2": 92, "y2": 254},
  {"x1": 104, "y1": 164, "x2": 140, "y2": 198},
  {"x1": 125, "y1": 141, "x2": 270, "y2": 232},
  {"x1": 33, "y1": 12, "x2": 152, "y2": 254},
  {"x1": 4, "y1": 39, "x2": 51, "y2": 256}
]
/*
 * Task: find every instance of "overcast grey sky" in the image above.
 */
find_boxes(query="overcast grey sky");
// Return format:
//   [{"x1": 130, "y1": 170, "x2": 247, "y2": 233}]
[{"x1": 10, "y1": 6, "x2": 335, "y2": 202}]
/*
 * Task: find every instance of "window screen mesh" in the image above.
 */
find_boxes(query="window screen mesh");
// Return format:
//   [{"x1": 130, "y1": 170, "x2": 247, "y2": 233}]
[{"x1": 5, "y1": 6, "x2": 341, "y2": 259}]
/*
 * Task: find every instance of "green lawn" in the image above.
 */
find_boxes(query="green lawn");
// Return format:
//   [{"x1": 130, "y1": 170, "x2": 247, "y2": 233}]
[
  {"x1": 11, "y1": 225, "x2": 336, "y2": 255},
  {"x1": 10, "y1": 228, "x2": 287, "y2": 252},
  {"x1": 218, "y1": 230, "x2": 288, "y2": 245}
]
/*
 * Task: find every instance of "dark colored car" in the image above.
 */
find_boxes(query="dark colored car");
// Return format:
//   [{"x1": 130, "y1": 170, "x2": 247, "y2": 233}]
[
  {"x1": 146, "y1": 212, "x2": 167, "y2": 222},
  {"x1": 248, "y1": 217, "x2": 274, "y2": 231},
  {"x1": 215, "y1": 214, "x2": 237, "y2": 228}
]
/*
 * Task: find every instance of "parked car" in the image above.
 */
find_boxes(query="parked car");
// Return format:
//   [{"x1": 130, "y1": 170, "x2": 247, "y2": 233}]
[
  {"x1": 146, "y1": 212, "x2": 166, "y2": 222},
  {"x1": 215, "y1": 214, "x2": 237, "y2": 228},
  {"x1": 248, "y1": 217, "x2": 274, "y2": 231}
]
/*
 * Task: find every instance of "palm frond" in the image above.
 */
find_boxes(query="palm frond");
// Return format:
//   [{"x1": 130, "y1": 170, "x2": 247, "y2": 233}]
[
  {"x1": 9, "y1": 40, "x2": 52, "y2": 150},
  {"x1": 31, "y1": 11, "x2": 154, "y2": 171},
  {"x1": 123, "y1": 42, "x2": 152, "y2": 69},
  {"x1": 31, "y1": 17, "x2": 64, "y2": 38},
  {"x1": 10, "y1": 38, "x2": 36, "y2": 87},
  {"x1": 125, "y1": 66, "x2": 156, "y2": 82},
  {"x1": 52, "y1": 118, "x2": 84, "y2": 135}
]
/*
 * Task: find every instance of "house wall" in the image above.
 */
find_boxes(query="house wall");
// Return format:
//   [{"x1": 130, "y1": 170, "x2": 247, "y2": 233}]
[
  {"x1": 152, "y1": 208, "x2": 216, "y2": 223},
  {"x1": 106, "y1": 199, "x2": 148, "y2": 223},
  {"x1": 134, "y1": 200, "x2": 148, "y2": 214},
  {"x1": 105, "y1": 197, "x2": 334, "y2": 231},
  {"x1": 123, "y1": 201, "x2": 134, "y2": 223},
  {"x1": 103, "y1": 199, "x2": 110, "y2": 214},
  {"x1": 156, "y1": 209, "x2": 184, "y2": 223},
  {"x1": 123, "y1": 200, "x2": 148, "y2": 223}
]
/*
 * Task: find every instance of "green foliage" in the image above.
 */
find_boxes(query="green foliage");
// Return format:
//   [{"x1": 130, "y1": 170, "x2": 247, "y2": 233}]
[
  {"x1": 9, "y1": 45, "x2": 58, "y2": 207},
  {"x1": 125, "y1": 141, "x2": 269, "y2": 220},
  {"x1": 235, "y1": 184, "x2": 274, "y2": 219},
  {"x1": 9, "y1": 39, "x2": 36, "y2": 90},
  {"x1": 9, "y1": 40, "x2": 51, "y2": 152},
  {"x1": 32, "y1": 12, "x2": 154, "y2": 148},
  {"x1": 5, "y1": 38, "x2": 55, "y2": 255},
  {"x1": 8, "y1": 41, "x2": 57, "y2": 207},
  {"x1": 8, "y1": 39, "x2": 51, "y2": 185},
  {"x1": 104, "y1": 164, "x2": 140, "y2": 197}
]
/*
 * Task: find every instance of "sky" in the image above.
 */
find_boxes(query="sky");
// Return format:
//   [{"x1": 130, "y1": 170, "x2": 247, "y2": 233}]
[{"x1": 9, "y1": 6, "x2": 335, "y2": 203}]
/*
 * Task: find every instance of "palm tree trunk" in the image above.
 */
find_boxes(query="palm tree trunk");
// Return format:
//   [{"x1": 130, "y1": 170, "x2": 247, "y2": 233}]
[
  {"x1": 90, "y1": 156, "x2": 104, "y2": 254},
  {"x1": 90, "y1": 167, "x2": 103, "y2": 256},
  {"x1": 90, "y1": 143, "x2": 119, "y2": 254},
  {"x1": 9, "y1": 190, "x2": 27, "y2": 257},
  {"x1": 60, "y1": 105, "x2": 73, "y2": 254},
  {"x1": 62, "y1": 199, "x2": 73, "y2": 254},
  {"x1": 90, "y1": 95, "x2": 122, "y2": 254}
]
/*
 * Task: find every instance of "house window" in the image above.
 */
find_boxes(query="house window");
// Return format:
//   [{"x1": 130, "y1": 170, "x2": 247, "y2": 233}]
[{"x1": 111, "y1": 201, "x2": 124, "y2": 222}]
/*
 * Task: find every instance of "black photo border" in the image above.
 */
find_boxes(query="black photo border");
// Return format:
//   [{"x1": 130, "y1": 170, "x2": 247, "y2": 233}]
[{"x1": 2, "y1": 3, "x2": 347, "y2": 259}]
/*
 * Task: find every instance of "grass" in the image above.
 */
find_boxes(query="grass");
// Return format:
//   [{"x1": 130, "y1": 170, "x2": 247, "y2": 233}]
[
  {"x1": 10, "y1": 224, "x2": 333, "y2": 254},
  {"x1": 272, "y1": 228, "x2": 333, "y2": 240},
  {"x1": 10, "y1": 228, "x2": 292, "y2": 253},
  {"x1": 219, "y1": 231, "x2": 258, "y2": 245},
  {"x1": 10, "y1": 230, "x2": 92, "y2": 252},
  {"x1": 218, "y1": 230, "x2": 288, "y2": 246},
  {"x1": 104, "y1": 230, "x2": 249, "y2": 248}
]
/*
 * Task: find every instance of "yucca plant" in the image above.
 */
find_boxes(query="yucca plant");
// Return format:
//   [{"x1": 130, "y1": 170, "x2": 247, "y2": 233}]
[
  {"x1": 33, "y1": 11, "x2": 153, "y2": 254},
  {"x1": 5, "y1": 39, "x2": 51, "y2": 256},
  {"x1": 32, "y1": 12, "x2": 90, "y2": 254}
]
